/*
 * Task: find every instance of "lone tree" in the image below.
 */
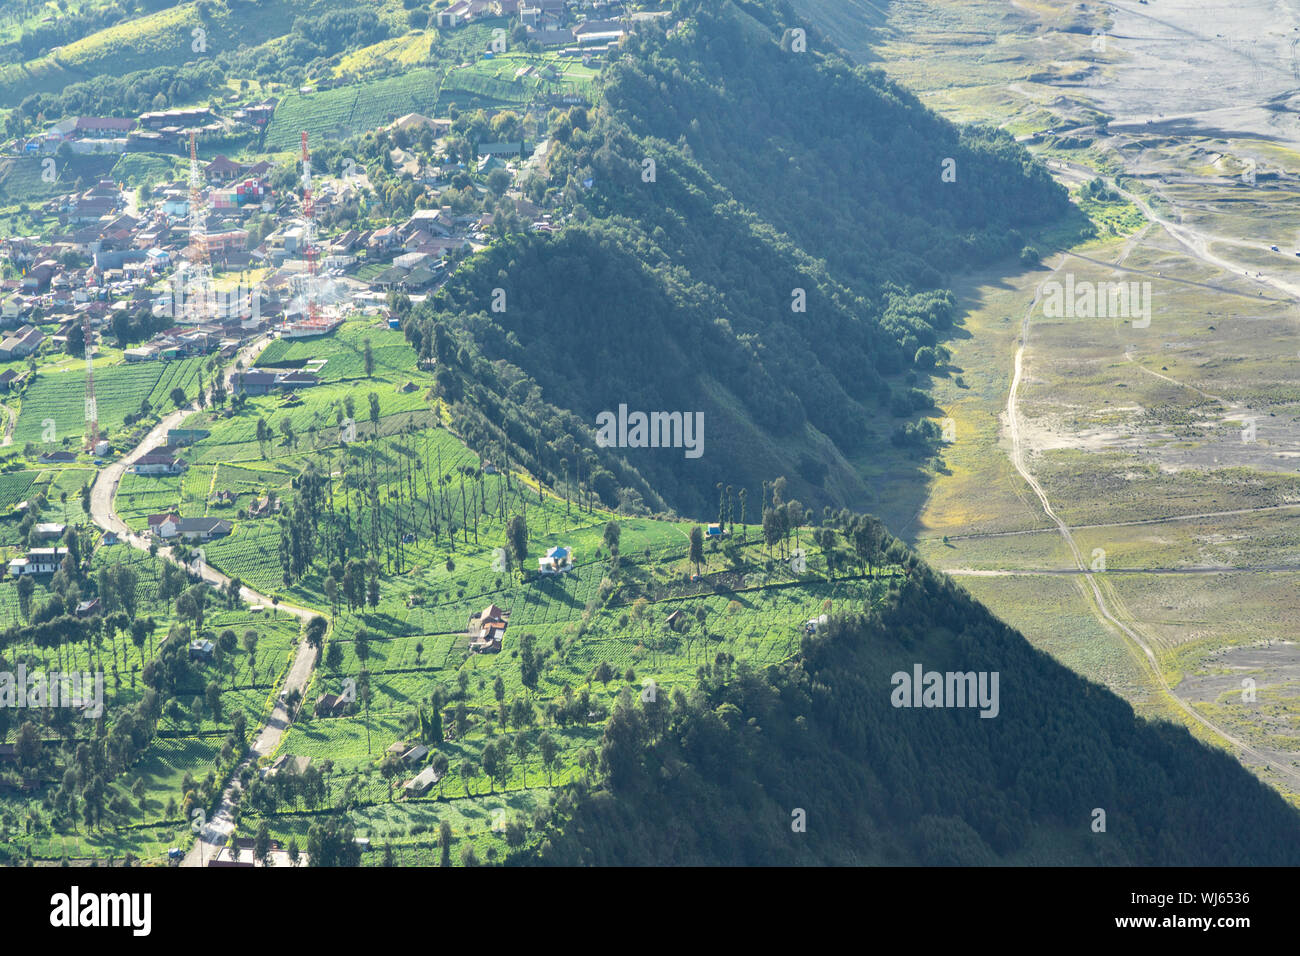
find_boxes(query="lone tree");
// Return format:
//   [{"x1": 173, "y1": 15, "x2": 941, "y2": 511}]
[
  {"x1": 169, "y1": 387, "x2": 187, "y2": 409},
  {"x1": 689, "y1": 525, "x2": 704, "y2": 576},
  {"x1": 305, "y1": 615, "x2": 327, "y2": 652},
  {"x1": 254, "y1": 821, "x2": 272, "y2": 866},
  {"x1": 481, "y1": 742, "x2": 501, "y2": 793},
  {"x1": 538, "y1": 731, "x2": 559, "y2": 785},
  {"x1": 506, "y1": 513, "x2": 528, "y2": 580},
  {"x1": 438, "y1": 820, "x2": 453, "y2": 866}
]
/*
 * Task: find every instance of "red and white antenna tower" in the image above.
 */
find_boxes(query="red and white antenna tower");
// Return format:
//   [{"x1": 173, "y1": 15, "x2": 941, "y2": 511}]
[
  {"x1": 185, "y1": 131, "x2": 211, "y2": 325},
  {"x1": 83, "y1": 313, "x2": 97, "y2": 449},
  {"x1": 300, "y1": 130, "x2": 321, "y2": 327}
]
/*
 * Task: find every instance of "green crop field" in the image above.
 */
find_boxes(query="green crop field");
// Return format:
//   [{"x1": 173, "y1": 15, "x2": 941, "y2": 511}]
[
  {"x1": 255, "y1": 321, "x2": 417, "y2": 382},
  {"x1": 0, "y1": 0, "x2": 307, "y2": 104},
  {"x1": 13, "y1": 356, "x2": 204, "y2": 447},
  {"x1": 111, "y1": 152, "x2": 187, "y2": 189},
  {"x1": 0, "y1": 533, "x2": 309, "y2": 861},
  {"x1": 264, "y1": 47, "x2": 595, "y2": 150},
  {"x1": 264, "y1": 68, "x2": 452, "y2": 151},
  {"x1": 434, "y1": 52, "x2": 596, "y2": 115},
  {"x1": 0, "y1": 471, "x2": 37, "y2": 510},
  {"x1": 0, "y1": 154, "x2": 118, "y2": 206}
]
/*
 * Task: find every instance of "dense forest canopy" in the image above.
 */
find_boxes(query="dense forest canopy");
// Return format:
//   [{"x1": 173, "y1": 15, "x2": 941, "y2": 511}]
[
  {"x1": 515, "y1": 560, "x2": 1300, "y2": 866},
  {"x1": 407, "y1": 0, "x2": 1068, "y2": 518}
]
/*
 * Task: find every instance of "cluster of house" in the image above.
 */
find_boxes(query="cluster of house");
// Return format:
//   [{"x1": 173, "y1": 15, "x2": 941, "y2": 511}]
[
  {"x1": 442, "y1": 557, "x2": 570, "y2": 654},
  {"x1": 22, "y1": 102, "x2": 276, "y2": 156},
  {"x1": 0, "y1": 324, "x2": 43, "y2": 360},
  {"x1": 436, "y1": 0, "x2": 641, "y2": 53},
  {"x1": 0, "y1": 169, "x2": 275, "y2": 350},
  {"x1": 2, "y1": 520, "x2": 100, "y2": 583},
  {"x1": 2, "y1": 521, "x2": 92, "y2": 581},
  {"x1": 1, "y1": 188, "x2": 143, "y2": 330},
  {"x1": 0, "y1": 143, "x2": 293, "y2": 326},
  {"x1": 158, "y1": 155, "x2": 274, "y2": 219},
  {"x1": 351, "y1": 205, "x2": 482, "y2": 293},
  {"x1": 391, "y1": 741, "x2": 443, "y2": 796},
  {"x1": 2, "y1": 90, "x2": 559, "y2": 341},
  {"x1": 0, "y1": 28, "x2": 610, "y2": 362},
  {"x1": 124, "y1": 325, "x2": 241, "y2": 362},
  {"x1": 202, "y1": 835, "x2": 296, "y2": 867}
]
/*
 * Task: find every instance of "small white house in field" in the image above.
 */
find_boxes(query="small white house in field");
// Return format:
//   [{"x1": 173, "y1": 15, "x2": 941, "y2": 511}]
[
  {"x1": 538, "y1": 545, "x2": 573, "y2": 574},
  {"x1": 132, "y1": 450, "x2": 186, "y2": 475}
]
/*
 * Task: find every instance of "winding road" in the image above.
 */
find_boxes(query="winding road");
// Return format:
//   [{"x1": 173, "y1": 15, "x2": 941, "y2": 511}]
[{"x1": 85, "y1": 333, "x2": 326, "y2": 866}]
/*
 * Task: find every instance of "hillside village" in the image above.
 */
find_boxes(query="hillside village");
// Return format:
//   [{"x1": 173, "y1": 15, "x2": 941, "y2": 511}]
[
  {"x1": 0, "y1": 0, "x2": 656, "y2": 416},
  {"x1": 0, "y1": 0, "x2": 701, "y2": 822},
  {"x1": 0, "y1": 135, "x2": 551, "y2": 373},
  {"x1": 0, "y1": 0, "x2": 984, "y2": 875}
]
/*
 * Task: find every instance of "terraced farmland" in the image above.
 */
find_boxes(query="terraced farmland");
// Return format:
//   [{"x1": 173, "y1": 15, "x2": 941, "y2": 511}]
[
  {"x1": 0, "y1": 470, "x2": 36, "y2": 509},
  {"x1": 114, "y1": 472, "x2": 183, "y2": 528},
  {"x1": 0, "y1": 154, "x2": 117, "y2": 205},
  {"x1": 264, "y1": 49, "x2": 595, "y2": 150},
  {"x1": 0, "y1": 0, "x2": 308, "y2": 105},
  {"x1": 434, "y1": 53, "x2": 597, "y2": 113},
  {"x1": 13, "y1": 357, "x2": 204, "y2": 446},
  {"x1": 255, "y1": 322, "x2": 417, "y2": 381},
  {"x1": 264, "y1": 68, "x2": 451, "y2": 151}
]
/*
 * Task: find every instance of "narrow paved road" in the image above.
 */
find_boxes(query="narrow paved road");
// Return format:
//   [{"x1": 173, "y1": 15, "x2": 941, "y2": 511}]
[
  {"x1": 946, "y1": 565, "x2": 1300, "y2": 576},
  {"x1": 85, "y1": 334, "x2": 327, "y2": 866},
  {"x1": 89, "y1": 334, "x2": 273, "y2": 539},
  {"x1": 931, "y1": 502, "x2": 1300, "y2": 542}
]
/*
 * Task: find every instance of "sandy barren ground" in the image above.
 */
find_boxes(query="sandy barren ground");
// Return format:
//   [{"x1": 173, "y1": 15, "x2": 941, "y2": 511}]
[
  {"x1": 837, "y1": 0, "x2": 1300, "y2": 796},
  {"x1": 1090, "y1": 0, "x2": 1300, "y2": 147}
]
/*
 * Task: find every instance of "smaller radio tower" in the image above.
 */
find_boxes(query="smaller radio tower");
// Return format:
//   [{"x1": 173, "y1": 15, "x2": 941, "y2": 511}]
[
  {"x1": 83, "y1": 313, "x2": 97, "y2": 450},
  {"x1": 300, "y1": 130, "x2": 321, "y2": 327},
  {"x1": 185, "y1": 131, "x2": 211, "y2": 325}
]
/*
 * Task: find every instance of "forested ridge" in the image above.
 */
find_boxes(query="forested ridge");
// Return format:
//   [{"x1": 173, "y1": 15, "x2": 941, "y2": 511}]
[
  {"x1": 406, "y1": 0, "x2": 1068, "y2": 518},
  {"x1": 513, "y1": 558, "x2": 1300, "y2": 866}
]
